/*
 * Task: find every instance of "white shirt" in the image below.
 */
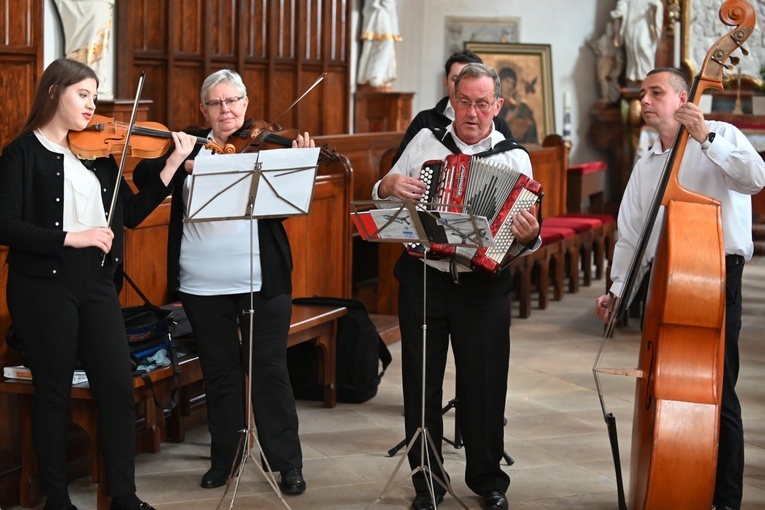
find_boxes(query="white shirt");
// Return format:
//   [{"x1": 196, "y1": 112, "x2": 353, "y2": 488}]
[
  {"x1": 609, "y1": 120, "x2": 765, "y2": 300},
  {"x1": 34, "y1": 130, "x2": 107, "y2": 232},
  {"x1": 372, "y1": 124, "x2": 538, "y2": 272},
  {"x1": 178, "y1": 145, "x2": 263, "y2": 295}
]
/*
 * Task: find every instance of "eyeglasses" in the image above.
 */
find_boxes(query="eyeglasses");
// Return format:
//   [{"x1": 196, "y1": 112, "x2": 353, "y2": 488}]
[
  {"x1": 204, "y1": 96, "x2": 245, "y2": 110},
  {"x1": 455, "y1": 98, "x2": 497, "y2": 112}
]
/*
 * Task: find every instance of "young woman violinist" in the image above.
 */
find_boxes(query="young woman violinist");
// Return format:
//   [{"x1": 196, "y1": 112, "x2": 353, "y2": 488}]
[{"x1": 0, "y1": 58, "x2": 197, "y2": 510}]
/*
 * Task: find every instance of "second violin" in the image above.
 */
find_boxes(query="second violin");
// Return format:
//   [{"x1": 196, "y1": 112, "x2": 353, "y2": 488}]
[{"x1": 227, "y1": 118, "x2": 338, "y2": 162}]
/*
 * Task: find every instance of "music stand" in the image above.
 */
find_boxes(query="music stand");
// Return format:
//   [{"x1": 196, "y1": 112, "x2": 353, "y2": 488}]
[
  {"x1": 185, "y1": 147, "x2": 320, "y2": 510},
  {"x1": 352, "y1": 199, "x2": 490, "y2": 510}
]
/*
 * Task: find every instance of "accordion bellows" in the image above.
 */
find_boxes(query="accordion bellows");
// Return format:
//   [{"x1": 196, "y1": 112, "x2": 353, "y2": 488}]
[{"x1": 408, "y1": 153, "x2": 543, "y2": 273}]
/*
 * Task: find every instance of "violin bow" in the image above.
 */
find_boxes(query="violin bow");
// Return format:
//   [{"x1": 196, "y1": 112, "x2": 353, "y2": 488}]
[
  {"x1": 268, "y1": 72, "x2": 327, "y2": 129},
  {"x1": 101, "y1": 71, "x2": 146, "y2": 266}
]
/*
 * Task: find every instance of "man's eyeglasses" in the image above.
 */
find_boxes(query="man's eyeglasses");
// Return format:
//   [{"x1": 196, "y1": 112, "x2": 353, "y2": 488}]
[
  {"x1": 204, "y1": 96, "x2": 245, "y2": 110},
  {"x1": 455, "y1": 98, "x2": 497, "y2": 112}
]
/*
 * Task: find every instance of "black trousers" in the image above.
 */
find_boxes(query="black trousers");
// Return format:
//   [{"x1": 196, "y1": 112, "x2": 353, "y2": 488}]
[
  {"x1": 7, "y1": 248, "x2": 136, "y2": 498},
  {"x1": 395, "y1": 253, "x2": 512, "y2": 496},
  {"x1": 179, "y1": 291, "x2": 302, "y2": 473},
  {"x1": 714, "y1": 259, "x2": 745, "y2": 509}
]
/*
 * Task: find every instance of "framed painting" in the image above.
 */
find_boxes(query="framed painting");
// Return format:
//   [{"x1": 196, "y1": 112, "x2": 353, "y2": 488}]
[
  {"x1": 466, "y1": 42, "x2": 554, "y2": 145},
  {"x1": 444, "y1": 17, "x2": 520, "y2": 57}
]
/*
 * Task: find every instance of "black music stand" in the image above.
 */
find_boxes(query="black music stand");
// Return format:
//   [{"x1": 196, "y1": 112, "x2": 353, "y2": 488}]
[
  {"x1": 352, "y1": 199, "x2": 491, "y2": 510},
  {"x1": 185, "y1": 148, "x2": 320, "y2": 510},
  {"x1": 387, "y1": 398, "x2": 515, "y2": 467}
]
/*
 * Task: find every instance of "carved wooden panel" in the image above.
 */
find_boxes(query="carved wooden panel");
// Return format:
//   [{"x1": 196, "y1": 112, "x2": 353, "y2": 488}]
[
  {"x1": 0, "y1": 0, "x2": 42, "y2": 151},
  {"x1": 117, "y1": 0, "x2": 351, "y2": 135}
]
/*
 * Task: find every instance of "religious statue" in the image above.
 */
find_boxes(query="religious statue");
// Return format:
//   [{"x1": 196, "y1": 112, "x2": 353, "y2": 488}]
[
  {"x1": 357, "y1": 0, "x2": 402, "y2": 90},
  {"x1": 53, "y1": 0, "x2": 115, "y2": 99},
  {"x1": 589, "y1": 19, "x2": 625, "y2": 104},
  {"x1": 610, "y1": 0, "x2": 663, "y2": 83}
]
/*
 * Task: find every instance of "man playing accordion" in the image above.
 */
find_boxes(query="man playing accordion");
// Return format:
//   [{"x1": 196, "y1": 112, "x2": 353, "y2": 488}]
[{"x1": 372, "y1": 63, "x2": 540, "y2": 510}]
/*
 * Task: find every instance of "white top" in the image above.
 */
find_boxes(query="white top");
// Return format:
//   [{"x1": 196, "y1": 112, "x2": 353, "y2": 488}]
[
  {"x1": 372, "y1": 124, "x2": 539, "y2": 272},
  {"x1": 34, "y1": 130, "x2": 107, "y2": 232},
  {"x1": 609, "y1": 120, "x2": 765, "y2": 300},
  {"x1": 178, "y1": 146, "x2": 262, "y2": 295}
]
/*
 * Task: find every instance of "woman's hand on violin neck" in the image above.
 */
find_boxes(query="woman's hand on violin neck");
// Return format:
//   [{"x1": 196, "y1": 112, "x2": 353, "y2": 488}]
[
  {"x1": 161, "y1": 132, "x2": 199, "y2": 185},
  {"x1": 64, "y1": 227, "x2": 114, "y2": 254},
  {"x1": 293, "y1": 131, "x2": 315, "y2": 149}
]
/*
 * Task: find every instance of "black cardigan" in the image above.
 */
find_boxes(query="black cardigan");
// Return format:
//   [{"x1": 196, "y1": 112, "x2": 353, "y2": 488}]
[
  {"x1": 132, "y1": 129, "x2": 293, "y2": 301},
  {"x1": 0, "y1": 133, "x2": 171, "y2": 277}
]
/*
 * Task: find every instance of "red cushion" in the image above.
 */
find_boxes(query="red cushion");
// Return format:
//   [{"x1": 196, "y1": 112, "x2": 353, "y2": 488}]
[
  {"x1": 562, "y1": 212, "x2": 615, "y2": 225},
  {"x1": 539, "y1": 228, "x2": 564, "y2": 245},
  {"x1": 567, "y1": 161, "x2": 607, "y2": 174},
  {"x1": 545, "y1": 216, "x2": 602, "y2": 233},
  {"x1": 540, "y1": 225, "x2": 576, "y2": 243}
]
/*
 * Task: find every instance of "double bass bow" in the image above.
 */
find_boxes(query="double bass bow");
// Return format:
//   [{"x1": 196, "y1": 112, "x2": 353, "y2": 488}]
[{"x1": 593, "y1": 1, "x2": 756, "y2": 508}]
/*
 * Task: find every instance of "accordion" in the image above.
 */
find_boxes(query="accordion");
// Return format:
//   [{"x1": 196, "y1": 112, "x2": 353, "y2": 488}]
[{"x1": 407, "y1": 153, "x2": 543, "y2": 273}]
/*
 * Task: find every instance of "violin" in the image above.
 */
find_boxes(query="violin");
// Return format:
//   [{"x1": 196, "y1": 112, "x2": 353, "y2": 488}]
[
  {"x1": 228, "y1": 118, "x2": 338, "y2": 162},
  {"x1": 68, "y1": 114, "x2": 229, "y2": 160}
]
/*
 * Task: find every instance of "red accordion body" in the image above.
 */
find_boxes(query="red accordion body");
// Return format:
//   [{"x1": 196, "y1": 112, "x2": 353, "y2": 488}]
[{"x1": 407, "y1": 153, "x2": 543, "y2": 273}]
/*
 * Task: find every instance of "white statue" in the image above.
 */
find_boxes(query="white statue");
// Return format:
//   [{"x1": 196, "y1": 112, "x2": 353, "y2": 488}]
[
  {"x1": 611, "y1": 0, "x2": 663, "y2": 83},
  {"x1": 589, "y1": 19, "x2": 625, "y2": 103},
  {"x1": 357, "y1": 0, "x2": 401, "y2": 89},
  {"x1": 54, "y1": 0, "x2": 115, "y2": 99}
]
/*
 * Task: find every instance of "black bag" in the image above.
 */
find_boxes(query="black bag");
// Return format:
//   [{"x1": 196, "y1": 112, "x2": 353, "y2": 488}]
[
  {"x1": 289, "y1": 297, "x2": 392, "y2": 403},
  {"x1": 122, "y1": 272, "x2": 176, "y2": 369},
  {"x1": 121, "y1": 273, "x2": 181, "y2": 410}
]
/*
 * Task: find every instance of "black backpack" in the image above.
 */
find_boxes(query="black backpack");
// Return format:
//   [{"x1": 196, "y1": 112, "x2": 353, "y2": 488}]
[{"x1": 289, "y1": 297, "x2": 392, "y2": 403}]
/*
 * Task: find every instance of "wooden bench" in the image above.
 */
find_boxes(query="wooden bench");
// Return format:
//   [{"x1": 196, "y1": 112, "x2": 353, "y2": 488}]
[
  {"x1": 0, "y1": 302, "x2": 346, "y2": 510},
  {"x1": 0, "y1": 356, "x2": 193, "y2": 510}
]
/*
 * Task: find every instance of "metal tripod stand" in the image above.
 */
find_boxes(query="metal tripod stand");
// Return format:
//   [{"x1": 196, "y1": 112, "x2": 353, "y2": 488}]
[{"x1": 387, "y1": 398, "x2": 515, "y2": 466}]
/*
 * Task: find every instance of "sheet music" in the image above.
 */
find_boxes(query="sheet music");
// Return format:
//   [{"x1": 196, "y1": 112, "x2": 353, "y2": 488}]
[
  {"x1": 186, "y1": 148, "x2": 320, "y2": 221},
  {"x1": 353, "y1": 208, "x2": 493, "y2": 247}
]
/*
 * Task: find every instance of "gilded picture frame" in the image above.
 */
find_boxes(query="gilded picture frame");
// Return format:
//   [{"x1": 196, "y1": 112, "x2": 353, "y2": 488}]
[{"x1": 465, "y1": 42, "x2": 554, "y2": 145}]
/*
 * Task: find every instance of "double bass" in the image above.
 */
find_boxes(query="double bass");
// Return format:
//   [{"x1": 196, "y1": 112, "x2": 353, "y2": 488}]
[{"x1": 593, "y1": 1, "x2": 756, "y2": 508}]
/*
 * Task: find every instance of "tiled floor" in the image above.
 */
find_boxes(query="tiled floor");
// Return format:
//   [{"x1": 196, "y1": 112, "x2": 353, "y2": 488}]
[{"x1": 12, "y1": 260, "x2": 765, "y2": 509}]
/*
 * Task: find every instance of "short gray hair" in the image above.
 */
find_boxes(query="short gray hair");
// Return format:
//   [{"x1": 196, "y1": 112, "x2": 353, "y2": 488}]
[
  {"x1": 200, "y1": 69, "x2": 247, "y2": 104},
  {"x1": 454, "y1": 63, "x2": 501, "y2": 101}
]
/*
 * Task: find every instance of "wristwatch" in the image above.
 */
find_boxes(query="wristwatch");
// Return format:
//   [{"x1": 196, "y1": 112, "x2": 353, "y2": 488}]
[{"x1": 701, "y1": 131, "x2": 716, "y2": 151}]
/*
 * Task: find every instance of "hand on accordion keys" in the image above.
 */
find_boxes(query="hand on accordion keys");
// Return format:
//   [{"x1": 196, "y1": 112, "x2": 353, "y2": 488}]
[
  {"x1": 378, "y1": 173, "x2": 427, "y2": 200},
  {"x1": 511, "y1": 204, "x2": 539, "y2": 245}
]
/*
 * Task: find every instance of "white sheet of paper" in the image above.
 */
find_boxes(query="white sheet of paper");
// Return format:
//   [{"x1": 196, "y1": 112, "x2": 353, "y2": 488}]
[
  {"x1": 359, "y1": 209, "x2": 493, "y2": 247},
  {"x1": 187, "y1": 148, "x2": 320, "y2": 220},
  {"x1": 437, "y1": 212, "x2": 494, "y2": 247},
  {"x1": 365, "y1": 209, "x2": 420, "y2": 239}
]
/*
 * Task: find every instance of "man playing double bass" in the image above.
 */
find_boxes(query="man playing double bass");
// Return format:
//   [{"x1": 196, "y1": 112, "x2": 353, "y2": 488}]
[{"x1": 595, "y1": 67, "x2": 765, "y2": 510}]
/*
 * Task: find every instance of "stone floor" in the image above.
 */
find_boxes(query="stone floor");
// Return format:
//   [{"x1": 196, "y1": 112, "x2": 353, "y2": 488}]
[{"x1": 11, "y1": 259, "x2": 765, "y2": 509}]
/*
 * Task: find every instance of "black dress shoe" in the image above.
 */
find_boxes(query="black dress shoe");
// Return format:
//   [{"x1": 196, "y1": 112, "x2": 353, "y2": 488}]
[
  {"x1": 279, "y1": 467, "x2": 306, "y2": 495},
  {"x1": 200, "y1": 467, "x2": 230, "y2": 489},
  {"x1": 412, "y1": 492, "x2": 443, "y2": 510},
  {"x1": 481, "y1": 490, "x2": 509, "y2": 510}
]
